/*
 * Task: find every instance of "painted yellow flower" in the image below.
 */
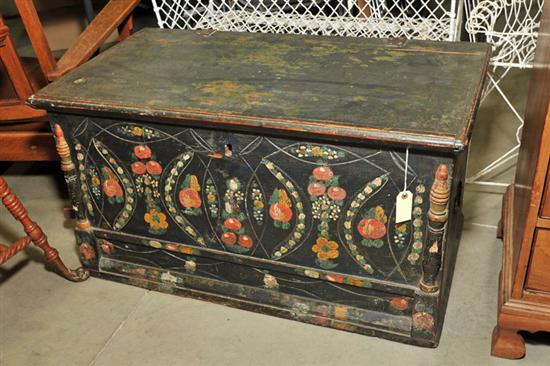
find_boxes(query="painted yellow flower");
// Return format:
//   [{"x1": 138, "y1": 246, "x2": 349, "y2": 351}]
[
  {"x1": 180, "y1": 246, "x2": 194, "y2": 255},
  {"x1": 91, "y1": 176, "x2": 100, "y2": 186},
  {"x1": 311, "y1": 146, "x2": 324, "y2": 157},
  {"x1": 254, "y1": 200, "x2": 264, "y2": 209},
  {"x1": 312, "y1": 237, "x2": 339, "y2": 260},
  {"x1": 144, "y1": 209, "x2": 168, "y2": 230},
  {"x1": 396, "y1": 223, "x2": 407, "y2": 233},
  {"x1": 375, "y1": 206, "x2": 388, "y2": 223},
  {"x1": 346, "y1": 277, "x2": 365, "y2": 287},
  {"x1": 189, "y1": 175, "x2": 201, "y2": 192},
  {"x1": 132, "y1": 126, "x2": 144, "y2": 136},
  {"x1": 207, "y1": 193, "x2": 216, "y2": 203}
]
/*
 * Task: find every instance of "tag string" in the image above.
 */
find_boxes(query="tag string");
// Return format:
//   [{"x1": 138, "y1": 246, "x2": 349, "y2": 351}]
[{"x1": 403, "y1": 147, "x2": 409, "y2": 194}]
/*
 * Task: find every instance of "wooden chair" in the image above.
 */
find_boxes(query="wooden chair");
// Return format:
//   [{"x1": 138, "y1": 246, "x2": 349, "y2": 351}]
[
  {"x1": 0, "y1": 175, "x2": 89, "y2": 281},
  {"x1": 0, "y1": 0, "x2": 140, "y2": 161}
]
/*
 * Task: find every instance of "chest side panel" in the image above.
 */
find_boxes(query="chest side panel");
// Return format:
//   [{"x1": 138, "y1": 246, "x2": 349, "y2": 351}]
[{"x1": 55, "y1": 114, "x2": 454, "y2": 289}]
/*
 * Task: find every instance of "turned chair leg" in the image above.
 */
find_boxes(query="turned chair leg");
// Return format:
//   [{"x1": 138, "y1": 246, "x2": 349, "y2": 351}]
[
  {"x1": 0, "y1": 176, "x2": 89, "y2": 281},
  {"x1": 491, "y1": 325, "x2": 526, "y2": 359}
]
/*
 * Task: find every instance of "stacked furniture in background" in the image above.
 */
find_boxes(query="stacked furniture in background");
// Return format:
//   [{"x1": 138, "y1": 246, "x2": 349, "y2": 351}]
[
  {"x1": 0, "y1": 0, "x2": 139, "y2": 161},
  {"x1": 491, "y1": 0, "x2": 550, "y2": 359}
]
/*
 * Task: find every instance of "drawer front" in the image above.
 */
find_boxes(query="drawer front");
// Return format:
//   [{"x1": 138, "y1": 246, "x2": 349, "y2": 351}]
[
  {"x1": 541, "y1": 162, "x2": 550, "y2": 218},
  {"x1": 94, "y1": 237, "x2": 415, "y2": 335},
  {"x1": 526, "y1": 229, "x2": 550, "y2": 292},
  {"x1": 55, "y1": 114, "x2": 454, "y2": 287}
]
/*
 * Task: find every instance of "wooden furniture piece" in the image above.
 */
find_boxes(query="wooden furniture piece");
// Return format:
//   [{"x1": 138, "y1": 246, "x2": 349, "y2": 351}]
[
  {"x1": 29, "y1": 29, "x2": 490, "y2": 346},
  {"x1": 491, "y1": 1, "x2": 550, "y2": 358},
  {"x1": 0, "y1": 15, "x2": 55, "y2": 161},
  {"x1": 0, "y1": 0, "x2": 139, "y2": 161},
  {"x1": 14, "y1": 0, "x2": 140, "y2": 81},
  {"x1": 0, "y1": 176, "x2": 89, "y2": 281}
]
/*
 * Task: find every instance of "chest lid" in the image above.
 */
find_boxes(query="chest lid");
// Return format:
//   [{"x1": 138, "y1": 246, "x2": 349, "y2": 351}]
[{"x1": 29, "y1": 29, "x2": 490, "y2": 151}]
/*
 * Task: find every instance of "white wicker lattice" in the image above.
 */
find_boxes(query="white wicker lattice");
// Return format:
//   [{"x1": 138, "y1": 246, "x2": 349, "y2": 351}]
[
  {"x1": 463, "y1": 0, "x2": 544, "y2": 188},
  {"x1": 465, "y1": 0, "x2": 544, "y2": 69},
  {"x1": 152, "y1": 0, "x2": 463, "y2": 41}
]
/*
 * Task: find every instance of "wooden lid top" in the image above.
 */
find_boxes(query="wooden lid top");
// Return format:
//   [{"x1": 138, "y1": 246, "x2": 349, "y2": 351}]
[{"x1": 30, "y1": 28, "x2": 490, "y2": 151}]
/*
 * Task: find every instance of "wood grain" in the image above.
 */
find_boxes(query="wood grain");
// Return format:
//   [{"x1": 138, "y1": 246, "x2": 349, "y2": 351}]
[
  {"x1": 47, "y1": 0, "x2": 140, "y2": 80},
  {"x1": 13, "y1": 0, "x2": 56, "y2": 78},
  {"x1": 541, "y1": 164, "x2": 550, "y2": 217},
  {"x1": 525, "y1": 229, "x2": 550, "y2": 292},
  {"x1": 0, "y1": 131, "x2": 57, "y2": 161},
  {"x1": 492, "y1": 0, "x2": 550, "y2": 359}
]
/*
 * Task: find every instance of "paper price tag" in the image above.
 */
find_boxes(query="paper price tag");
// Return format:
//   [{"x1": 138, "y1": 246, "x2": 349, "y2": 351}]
[{"x1": 395, "y1": 190, "x2": 413, "y2": 223}]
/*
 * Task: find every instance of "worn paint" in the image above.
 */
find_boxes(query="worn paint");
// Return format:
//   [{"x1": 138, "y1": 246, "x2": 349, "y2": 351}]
[{"x1": 29, "y1": 29, "x2": 490, "y2": 151}]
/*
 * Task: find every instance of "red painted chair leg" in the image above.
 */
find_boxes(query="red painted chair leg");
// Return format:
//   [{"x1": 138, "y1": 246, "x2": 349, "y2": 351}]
[{"x1": 0, "y1": 176, "x2": 89, "y2": 281}]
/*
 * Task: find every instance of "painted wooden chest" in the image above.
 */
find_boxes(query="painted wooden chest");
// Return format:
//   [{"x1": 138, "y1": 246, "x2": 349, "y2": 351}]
[{"x1": 29, "y1": 29, "x2": 490, "y2": 347}]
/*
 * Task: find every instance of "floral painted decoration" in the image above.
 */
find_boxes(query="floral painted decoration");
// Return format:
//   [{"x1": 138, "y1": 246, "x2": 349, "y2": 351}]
[
  {"x1": 263, "y1": 273, "x2": 279, "y2": 289},
  {"x1": 101, "y1": 166, "x2": 124, "y2": 204},
  {"x1": 269, "y1": 188, "x2": 293, "y2": 229},
  {"x1": 394, "y1": 223, "x2": 408, "y2": 247},
  {"x1": 312, "y1": 237, "x2": 339, "y2": 262},
  {"x1": 390, "y1": 297, "x2": 409, "y2": 311},
  {"x1": 262, "y1": 159, "x2": 307, "y2": 260},
  {"x1": 292, "y1": 144, "x2": 345, "y2": 161},
  {"x1": 160, "y1": 152, "x2": 205, "y2": 245},
  {"x1": 178, "y1": 174, "x2": 202, "y2": 216},
  {"x1": 144, "y1": 208, "x2": 169, "y2": 234},
  {"x1": 221, "y1": 178, "x2": 253, "y2": 253},
  {"x1": 250, "y1": 180, "x2": 264, "y2": 225},
  {"x1": 342, "y1": 174, "x2": 389, "y2": 274},
  {"x1": 129, "y1": 143, "x2": 168, "y2": 235},
  {"x1": 357, "y1": 206, "x2": 388, "y2": 248},
  {"x1": 205, "y1": 178, "x2": 219, "y2": 218},
  {"x1": 93, "y1": 139, "x2": 136, "y2": 230},
  {"x1": 307, "y1": 165, "x2": 346, "y2": 269},
  {"x1": 119, "y1": 124, "x2": 162, "y2": 140},
  {"x1": 407, "y1": 183, "x2": 426, "y2": 265}
]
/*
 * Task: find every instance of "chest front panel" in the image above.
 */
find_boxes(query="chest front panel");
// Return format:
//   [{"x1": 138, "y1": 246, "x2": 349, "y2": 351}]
[{"x1": 56, "y1": 114, "x2": 453, "y2": 289}]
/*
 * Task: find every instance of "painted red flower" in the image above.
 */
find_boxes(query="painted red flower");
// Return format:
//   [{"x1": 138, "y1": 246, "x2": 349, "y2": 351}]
[
  {"x1": 103, "y1": 178, "x2": 123, "y2": 197},
  {"x1": 100, "y1": 240, "x2": 114, "y2": 254},
  {"x1": 238, "y1": 234, "x2": 253, "y2": 248},
  {"x1": 79, "y1": 243, "x2": 96, "y2": 261},
  {"x1": 165, "y1": 243, "x2": 179, "y2": 252},
  {"x1": 357, "y1": 218, "x2": 387, "y2": 239},
  {"x1": 413, "y1": 312, "x2": 434, "y2": 330},
  {"x1": 326, "y1": 274, "x2": 344, "y2": 283},
  {"x1": 131, "y1": 161, "x2": 146, "y2": 175},
  {"x1": 312, "y1": 166, "x2": 333, "y2": 181},
  {"x1": 146, "y1": 161, "x2": 162, "y2": 175},
  {"x1": 134, "y1": 145, "x2": 152, "y2": 159},
  {"x1": 307, "y1": 182, "x2": 326, "y2": 197},
  {"x1": 221, "y1": 232, "x2": 237, "y2": 245},
  {"x1": 327, "y1": 186, "x2": 347, "y2": 201},
  {"x1": 224, "y1": 218, "x2": 242, "y2": 231},
  {"x1": 269, "y1": 203, "x2": 293, "y2": 222},
  {"x1": 179, "y1": 188, "x2": 202, "y2": 209},
  {"x1": 390, "y1": 297, "x2": 409, "y2": 311}
]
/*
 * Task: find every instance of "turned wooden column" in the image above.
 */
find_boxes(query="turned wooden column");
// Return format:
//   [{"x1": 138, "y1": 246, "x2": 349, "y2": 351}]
[
  {"x1": 420, "y1": 164, "x2": 450, "y2": 293},
  {"x1": 0, "y1": 176, "x2": 89, "y2": 281}
]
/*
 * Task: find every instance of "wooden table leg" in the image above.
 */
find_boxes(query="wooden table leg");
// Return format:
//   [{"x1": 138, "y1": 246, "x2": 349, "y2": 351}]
[{"x1": 0, "y1": 176, "x2": 89, "y2": 281}]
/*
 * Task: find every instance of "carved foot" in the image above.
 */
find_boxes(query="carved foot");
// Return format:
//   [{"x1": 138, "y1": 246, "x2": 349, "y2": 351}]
[
  {"x1": 49, "y1": 257, "x2": 90, "y2": 282},
  {"x1": 491, "y1": 325, "x2": 525, "y2": 359},
  {"x1": 496, "y1": 219, "x2": 503, "y2": 240}
]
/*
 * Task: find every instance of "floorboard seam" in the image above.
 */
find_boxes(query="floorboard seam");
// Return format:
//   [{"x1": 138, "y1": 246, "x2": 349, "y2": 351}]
[{"x1": 87, "y1": 291, "x2": 149, "y2": 366}]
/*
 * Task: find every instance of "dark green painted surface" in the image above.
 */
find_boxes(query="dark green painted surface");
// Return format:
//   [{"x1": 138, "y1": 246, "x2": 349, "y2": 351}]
[{"x1": 30, "y1": 29, "x2": 490, "y2": 151}]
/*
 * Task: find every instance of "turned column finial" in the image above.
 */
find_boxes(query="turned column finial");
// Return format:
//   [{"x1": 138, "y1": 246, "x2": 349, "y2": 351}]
[
  {"x1": 420, "y1": 164, "x2": 450, "y2": 293},
  {"x1": 54, "y1": 124, "x2": 75, "y2": 172}
]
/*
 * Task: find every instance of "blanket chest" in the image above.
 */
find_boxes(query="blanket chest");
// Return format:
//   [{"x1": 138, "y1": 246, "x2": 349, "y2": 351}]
[{"x1": 29, "y1": 29, "x2": 490, "y2": 347}]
